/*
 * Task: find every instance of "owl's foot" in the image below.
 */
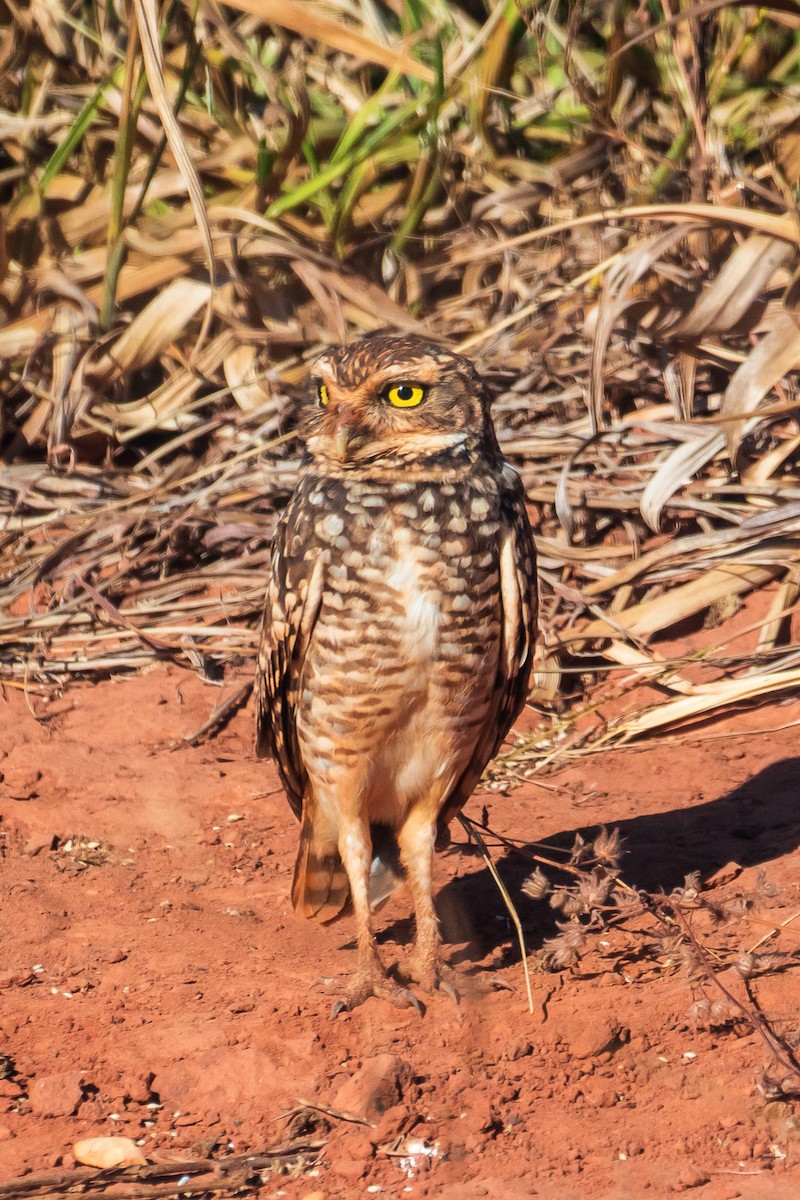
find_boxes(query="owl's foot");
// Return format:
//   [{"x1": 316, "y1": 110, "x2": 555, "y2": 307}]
[
  {"x1": 408, "y1": 957, "x2": 460, "y2": 1004},
  {"x1": 330, "y1": 972, "x2": 423, "y2": 1018}
]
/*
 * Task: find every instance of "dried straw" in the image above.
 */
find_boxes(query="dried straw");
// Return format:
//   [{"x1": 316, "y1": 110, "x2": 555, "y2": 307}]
[{"x1": 2, "y1": 2, "x2": 800, "y2": 773}]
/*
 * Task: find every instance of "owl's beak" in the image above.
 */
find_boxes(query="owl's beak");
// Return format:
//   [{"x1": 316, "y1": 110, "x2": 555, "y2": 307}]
[
  {"x1": 334, "y1": 425, "x2": 352, "y2": 460},
  {"x1": 331, "y1": 404, "x2": 364, "y2": 460}
]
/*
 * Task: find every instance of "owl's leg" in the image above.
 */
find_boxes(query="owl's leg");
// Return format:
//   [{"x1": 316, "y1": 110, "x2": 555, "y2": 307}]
[
  {"x1": 397, "y1": 811, "x2": 458, "y2": 1001},
  {"x1": 332, "y1": 814, "x2": 421, "y2": 1017}
]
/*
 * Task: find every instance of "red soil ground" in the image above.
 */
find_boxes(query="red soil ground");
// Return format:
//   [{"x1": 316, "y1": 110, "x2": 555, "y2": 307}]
[{"x1": 1, "y1": 665, "x2": 799, "y2": 1198}]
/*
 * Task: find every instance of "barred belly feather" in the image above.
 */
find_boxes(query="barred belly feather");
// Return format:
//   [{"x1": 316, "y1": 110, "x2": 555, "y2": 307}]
[{"x1": 298, "y1": 477, "x2": 501, "y2": 837}]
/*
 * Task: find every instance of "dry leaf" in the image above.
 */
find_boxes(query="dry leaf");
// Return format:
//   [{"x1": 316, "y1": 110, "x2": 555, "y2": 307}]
[
  {"x1": 224, "y1": 343, "x2": 271, "y2": 413},
  {"x1": 721, "y1": 310, "x2": 800, "y2": 463},
  {"x1": 614, "y1": 668, "x2": 800, "y2": 741},
  {"x1": 639, "y1": 428, "x2": 725, "y2": 533},
  {"x1": 217, "y1": 0, "x2": 435, "y2": 82},
  {"x1": 573, "y1": 561, "x2": 782, "y2": 642},
  {"x1": 589, "y1": 224, "x2": 699, "y2": 432},
  {"x1": 670, "y1": 235, "x2": 791, "y2": 338},
  {"x1": 92, "y1": 279, "x2": 212, "y2": 382},
  {"x1": 133, "y1": 0, "x2": 216, "y2": 335}
]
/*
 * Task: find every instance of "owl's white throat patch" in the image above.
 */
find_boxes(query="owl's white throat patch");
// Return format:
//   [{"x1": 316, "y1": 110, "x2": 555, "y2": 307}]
[{"x1": 386, "y1": 528, "x2": 440, "y2": 661}]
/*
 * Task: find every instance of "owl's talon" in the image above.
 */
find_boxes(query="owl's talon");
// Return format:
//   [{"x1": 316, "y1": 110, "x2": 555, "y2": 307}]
[
  {"x1": 408, "y1": 959, "x2": 461, "y2": 1003},
  {"x1": 330, "y1": 977, "x2": 424, "y2": 1017},
  {"x1": 487, "y1": 973, "x2": 515, "y2": 993},
  {"x1": 439, "y1": 977, "x2": 460, "y2": 1004},
  {"x1": 405, "y1": 988, "x2": 425, "y2": 1017}
]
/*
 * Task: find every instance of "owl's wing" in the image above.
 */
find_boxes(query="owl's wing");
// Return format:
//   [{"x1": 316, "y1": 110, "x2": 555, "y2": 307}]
[
  {"x1": 254, "y1": 498, "x2": 325, "y2": 820},
  {"x1": 438, "y1": 468, "x2": 538, "y2": 831}
]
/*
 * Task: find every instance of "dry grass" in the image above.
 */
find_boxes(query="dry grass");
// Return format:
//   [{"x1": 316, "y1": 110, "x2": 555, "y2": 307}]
[
  {"x1": 472, "y1": 813, "x2": 800, "y2": 1097},
  {"x1": 2, "y1": 1, "x2": 800, "y2": 766}
]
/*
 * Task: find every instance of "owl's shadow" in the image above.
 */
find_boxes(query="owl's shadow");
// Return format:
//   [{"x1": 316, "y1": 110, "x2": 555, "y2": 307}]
[{"x1": 378, "y1": 757, "x2": 800, "y2": 968}]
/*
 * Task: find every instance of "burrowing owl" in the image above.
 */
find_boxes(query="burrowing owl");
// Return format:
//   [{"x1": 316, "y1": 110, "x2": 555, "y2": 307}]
[{"x1": 255, "y1": 331, "x2": 537, "y2": 1013}]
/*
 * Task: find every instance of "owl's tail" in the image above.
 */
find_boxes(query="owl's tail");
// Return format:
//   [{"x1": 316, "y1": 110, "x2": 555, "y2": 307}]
[
  {"x1": 291, "y1": 818, "x2": 405, "y2": 922},
  {"x1": 292, "y1": 817, "x2": 349, "y2": 922}
]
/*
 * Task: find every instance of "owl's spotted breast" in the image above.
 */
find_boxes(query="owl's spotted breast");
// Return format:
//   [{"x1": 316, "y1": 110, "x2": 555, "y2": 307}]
[{"x1": 294, "y1": 470, "x2": 504, "y2": 823}]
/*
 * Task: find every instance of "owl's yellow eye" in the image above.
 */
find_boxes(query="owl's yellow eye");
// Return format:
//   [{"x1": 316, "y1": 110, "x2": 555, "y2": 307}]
[
  {"x1": 317, "y1": 383, "x2": 329, "y2": 407},
  {"x1": 384, "y1": 383, "x2": 427, "y2": 408}
]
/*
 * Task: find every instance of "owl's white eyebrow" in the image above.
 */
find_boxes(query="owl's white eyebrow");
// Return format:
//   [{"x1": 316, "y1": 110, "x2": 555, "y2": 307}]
[
  {"x1": 368, "y1": 368, "x2": 442, "y2": 388},
  {"x1": 311, "y1": 370, "x2": 438, "y2": 389}
]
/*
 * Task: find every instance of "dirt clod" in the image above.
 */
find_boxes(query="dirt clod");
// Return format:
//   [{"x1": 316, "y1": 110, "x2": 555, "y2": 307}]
[
  {"x1": 674, "y1": 1166, "x2": 711, "y2": 1191},
  {"x1": 327, "y1": 1131, "x2": 374, "y2": 1179},
  {"x1": 560, "y1": 1016, "x2": 622, "y2": 1059},
  {"x1": 332, "y1": 1054, "x2": 407, "y2": 1123},
  {"x1": 28, "y1": 1072, "x2": 84, "y2": 1118},
  {"x1": 23, "y1": 833, "x2": 56, "y2": 857},
  {"x1": 2, "y1": 766, "x2": 42, "y2": 800}
]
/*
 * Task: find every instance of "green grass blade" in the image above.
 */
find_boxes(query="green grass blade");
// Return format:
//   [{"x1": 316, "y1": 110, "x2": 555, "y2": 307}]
[
  {"x1": 39, "y1": 76, "x2": 113, "y2": 194},
  {"x1": 266, "y1": 99, "x2": 422, "y2": 220}
]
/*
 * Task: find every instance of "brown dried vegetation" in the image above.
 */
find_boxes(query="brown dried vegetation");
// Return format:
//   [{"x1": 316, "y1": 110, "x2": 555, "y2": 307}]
[{"x1": 3, "y1": 2, "x2": 800, "y2": 772}]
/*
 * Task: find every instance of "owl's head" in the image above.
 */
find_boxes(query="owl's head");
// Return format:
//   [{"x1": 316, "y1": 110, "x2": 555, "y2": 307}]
[{"x1": 304, "y1": 332, "x2": 494, "y2": 467}]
